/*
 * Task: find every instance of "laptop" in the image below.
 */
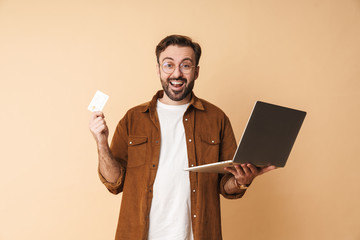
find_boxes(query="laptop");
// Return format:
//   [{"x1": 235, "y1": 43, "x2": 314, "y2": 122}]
[{"x1": 184, "y1": 101, "x2": 306, "y2": 173}]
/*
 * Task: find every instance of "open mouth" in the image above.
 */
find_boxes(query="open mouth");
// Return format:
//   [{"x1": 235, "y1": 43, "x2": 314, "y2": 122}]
[{"x1": 169, "y1": 80, "x2": 185, "y2": 88}]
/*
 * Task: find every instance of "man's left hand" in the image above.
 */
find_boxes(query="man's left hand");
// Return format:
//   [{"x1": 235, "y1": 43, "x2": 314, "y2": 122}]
[{"x1": 225, "y1": 163, "x2": 276, "y2": 186}]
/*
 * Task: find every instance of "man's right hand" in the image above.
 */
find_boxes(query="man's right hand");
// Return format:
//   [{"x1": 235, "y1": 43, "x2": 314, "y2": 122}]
[
  {"x1": 89, "y1": 111, "x2": 121, "y2": 184},
  {"x1": 89, "y1": 111, "x2": 109, "y2": 145}
]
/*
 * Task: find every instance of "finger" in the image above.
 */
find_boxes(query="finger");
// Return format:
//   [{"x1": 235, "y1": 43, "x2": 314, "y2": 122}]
[
  {"x1": 93, "y1": 115, "x2": 106, "y2": 125},
  {"x1": 247, "y1": 164, "x2": 259, "y2": 175},
  {"x1": 90, "y1": 118, "x2": 108, "y2": 135},
  {"x1": 90, "y1": 111, "x2": 104, "y2": 121},
  {"x1": 224, "y1": 167, "x2": 238, "y2": 176},
  {"x1": 241, "y1": 164, "x2": 252, "y2": 175},
  {"x1": 93, "y1": 120, "x2": 107, "y2": 130},
  {"x1": 259, "y1": 165, "x2": 277, "y2": 175},
  {"x1": 234, "y1": 164, "x2": 245, "y2": 176},
  {"x1": 94, "y1": 124, "x2": 108, "y2": 135},
  {"x1": 94, "y1": 111, "x2": 105, "y2": 118},
  {"x1": 90, "y1": 117, "x2": 106, "y2": 130}
]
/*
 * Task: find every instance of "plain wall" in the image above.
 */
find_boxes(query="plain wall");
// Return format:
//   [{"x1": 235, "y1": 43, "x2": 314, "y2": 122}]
[{"x1": 1, "y1": 0, "x2": 359, "y2": 239}]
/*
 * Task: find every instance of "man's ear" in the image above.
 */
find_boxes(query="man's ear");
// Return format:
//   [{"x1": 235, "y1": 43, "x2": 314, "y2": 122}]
[
  {"x1": 156, "y1": 64, "x2": 160, "y2": 77},
  {"x1": 194, "y1": 66, "x2": 200, "y2": 80}
]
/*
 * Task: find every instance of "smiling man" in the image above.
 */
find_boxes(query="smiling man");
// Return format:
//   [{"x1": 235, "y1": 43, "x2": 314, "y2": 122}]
[
  {"x1": 89, "y1": 35, "x2": 275, "y2": 240},
  {"x1": 157, "y1": 44, "x2": 198, "y2": 104}
]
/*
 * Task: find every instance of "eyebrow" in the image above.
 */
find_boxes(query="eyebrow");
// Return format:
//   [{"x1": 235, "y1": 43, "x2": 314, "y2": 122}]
[
  {"x1": 162, "y1": 57, "x2": 174, "y2": 62},
  {"x1": 161, "y1": 57, "x2": 194, "y2": 63}
]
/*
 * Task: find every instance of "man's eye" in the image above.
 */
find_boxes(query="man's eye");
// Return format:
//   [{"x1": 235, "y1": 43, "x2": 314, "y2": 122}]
[
  {"x1": 181, "y1": 61, "x2": 193, "y2": 69},
  {"x1": 163, "y1": 62, "x2": 174, "y2": 68}
]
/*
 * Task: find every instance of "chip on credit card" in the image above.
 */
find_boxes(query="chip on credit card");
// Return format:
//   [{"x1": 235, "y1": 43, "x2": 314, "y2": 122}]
[{"x1": 88, "y1": 90, "x2": 109, "y2": 112}]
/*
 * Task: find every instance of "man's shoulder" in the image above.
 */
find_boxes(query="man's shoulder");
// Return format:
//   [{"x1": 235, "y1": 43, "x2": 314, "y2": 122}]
[
  {"x1": 117, "y1": 101, "x2": 150, "y2": 126},
  {"x1": 124, "y1": 101, "x2": 150, "y2": 115},
  {"x1": 124, "y1": 91, "x2": 160, "y2": 115},
  {"x1": 197, "y1": 97, "x2": 227, "y2": 116}
]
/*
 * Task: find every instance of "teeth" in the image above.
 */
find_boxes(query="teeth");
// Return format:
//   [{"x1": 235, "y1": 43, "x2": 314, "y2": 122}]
[{"x1": 170, "y1": 80, "x2": 184, "y2": 86}]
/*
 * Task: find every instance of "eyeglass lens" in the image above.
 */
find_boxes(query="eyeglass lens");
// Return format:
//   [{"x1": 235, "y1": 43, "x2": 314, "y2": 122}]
[{"x1": 162, "y1": 61, "x2": 194, "y2": 74}]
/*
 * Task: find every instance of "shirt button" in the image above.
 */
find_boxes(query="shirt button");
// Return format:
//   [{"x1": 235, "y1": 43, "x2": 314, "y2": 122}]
[
  {"x1": 211, "y1": 140, "x2": 215, "y2": 143},
  {"x1": 191, "y1": 164, "x2": 194, "y2": 167},
  {"x1": 189, "y1": 139, "x2": 192, "y2": 142},
  {"x1": 152, "y1": 164, "x2": 156, "y2": 167},
  {"x1": 193, "y1": 189, "x2": 196, "y2": 193},
  {"x1": 185, "y1": 118, "x2": 188, "y2": 121},
  {"x1": 129, "y1": 141, "x2": 133, "y2": 145},
  {"x1": 193, "y1": 215, "x2": 197, "y2": 218}
]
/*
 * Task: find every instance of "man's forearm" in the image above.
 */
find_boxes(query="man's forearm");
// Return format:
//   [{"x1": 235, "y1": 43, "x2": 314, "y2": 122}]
[
  {"x1": 98, "y1": 143, "x2": 121, "y2": 183},
  {"x1": 224, "y1": 176, "x2": 246, "y2": 195}
]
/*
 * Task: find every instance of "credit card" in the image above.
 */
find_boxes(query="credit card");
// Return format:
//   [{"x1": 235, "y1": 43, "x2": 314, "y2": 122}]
[{"x1": 88, "y1": 90, "x2": 109, "y2": 112}]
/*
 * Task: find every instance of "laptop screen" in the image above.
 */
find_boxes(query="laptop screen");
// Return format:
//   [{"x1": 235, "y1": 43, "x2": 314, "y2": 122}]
[{"x1": 233, "y1": 101, "x2": 306, "y2": 167}]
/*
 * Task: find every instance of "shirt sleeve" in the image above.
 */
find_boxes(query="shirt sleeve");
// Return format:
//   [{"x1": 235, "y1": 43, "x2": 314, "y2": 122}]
[
  {"x1": 218, "y1": 114, "x2": 246, "y2": 199},
  {"x1": 98, "y1": 116, "x2": 128, "y2": 195},
  {"x1": 219, "y1": 173, "x2": 247, "y2": 199},
  {"x1": 98, "y1": 167, "x2": 125, "y2": 194}
]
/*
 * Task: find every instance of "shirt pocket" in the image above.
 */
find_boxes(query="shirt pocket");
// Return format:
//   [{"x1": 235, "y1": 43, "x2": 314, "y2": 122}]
[
  {"x1": 127, "y1": 135, "x2": 148, "y2": 168},
  {"x1": 199, "y1": 135, "x2": 221, "y2": 164}
]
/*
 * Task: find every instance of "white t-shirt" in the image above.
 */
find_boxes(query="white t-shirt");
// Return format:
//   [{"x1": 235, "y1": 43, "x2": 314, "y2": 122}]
[{"x1": 148, "y1": 100, "x2": 194, "y2": 240}]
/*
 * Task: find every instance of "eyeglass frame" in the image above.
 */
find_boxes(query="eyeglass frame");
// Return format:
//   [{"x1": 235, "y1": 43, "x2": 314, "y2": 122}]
[{"x1": 160, "y1": 59, "x2": 198, "y2": 74}]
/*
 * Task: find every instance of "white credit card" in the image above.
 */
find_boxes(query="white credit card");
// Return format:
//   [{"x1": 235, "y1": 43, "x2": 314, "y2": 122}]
[{"x1": 88, "y1": 90, "x2": 109, "y2": 112}]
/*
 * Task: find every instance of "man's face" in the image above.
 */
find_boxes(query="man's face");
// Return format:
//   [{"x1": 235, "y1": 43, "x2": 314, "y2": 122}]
[{"x1": 157, "y1": 45, "x2": 199, "y2": 104}]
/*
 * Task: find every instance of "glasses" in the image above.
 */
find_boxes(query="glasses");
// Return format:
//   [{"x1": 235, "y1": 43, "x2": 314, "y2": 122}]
[{"x1": 161, "y1": 60, "x2": 196, "y2": 74}]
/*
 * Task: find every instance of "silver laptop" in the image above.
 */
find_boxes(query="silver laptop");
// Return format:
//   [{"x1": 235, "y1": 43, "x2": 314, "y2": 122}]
[{"x1": 184, "y1": 101, "x2": 306, "y2": 173}]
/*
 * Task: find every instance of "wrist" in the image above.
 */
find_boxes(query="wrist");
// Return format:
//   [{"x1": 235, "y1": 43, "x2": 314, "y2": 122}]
[
  {"x1": 97, "y1": 141, "x2": 110, "y2": 152},
  {"x1": 234, "y1": 178, "x2": 251, "y2": 190}
]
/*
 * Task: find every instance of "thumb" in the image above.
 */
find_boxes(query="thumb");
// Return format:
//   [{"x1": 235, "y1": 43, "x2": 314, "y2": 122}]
[{"x1": 259, "y1": 165, "x2": 277, "y2": 175}]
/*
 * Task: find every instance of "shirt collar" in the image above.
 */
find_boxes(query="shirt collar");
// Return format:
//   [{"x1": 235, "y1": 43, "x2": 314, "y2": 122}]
[{"x1": 141, "y1": 90, "x2": 205, "y2": 113}]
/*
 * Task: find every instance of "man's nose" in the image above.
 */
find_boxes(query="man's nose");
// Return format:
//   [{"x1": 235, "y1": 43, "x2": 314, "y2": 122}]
[{"x1": 171, "y1": 66, "x2": 183, "y2": 78}]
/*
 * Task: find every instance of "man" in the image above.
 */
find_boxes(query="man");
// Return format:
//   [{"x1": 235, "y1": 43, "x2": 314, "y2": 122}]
[{"x1": 89, "y1": 35, "x2": 275, "y2": 240}]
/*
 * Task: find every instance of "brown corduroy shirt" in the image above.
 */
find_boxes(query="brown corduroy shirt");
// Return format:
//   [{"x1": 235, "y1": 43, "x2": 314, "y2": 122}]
[{"x1": 98, "y1": 90, "x2": 246, "y2": 240}]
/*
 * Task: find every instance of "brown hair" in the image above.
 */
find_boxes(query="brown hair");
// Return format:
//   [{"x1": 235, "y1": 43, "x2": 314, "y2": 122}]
[{"x1": 155, "y1": 35, "x2": 202, "y2": 66}]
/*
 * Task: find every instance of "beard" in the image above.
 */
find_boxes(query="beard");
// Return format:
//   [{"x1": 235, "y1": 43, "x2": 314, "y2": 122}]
[{"x1": 160, "y1": 77, "x2": 195, "y2": 102}]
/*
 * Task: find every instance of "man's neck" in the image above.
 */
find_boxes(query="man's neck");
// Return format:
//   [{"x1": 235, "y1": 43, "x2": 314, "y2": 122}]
[{"x1": 159, "y1": 93, "x2": 191, "y2": 105}]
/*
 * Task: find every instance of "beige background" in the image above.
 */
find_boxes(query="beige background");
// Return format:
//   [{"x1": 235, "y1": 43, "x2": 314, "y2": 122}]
[{"x1": 1, "y1": 0, "x2": 359, "y2": 239}]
